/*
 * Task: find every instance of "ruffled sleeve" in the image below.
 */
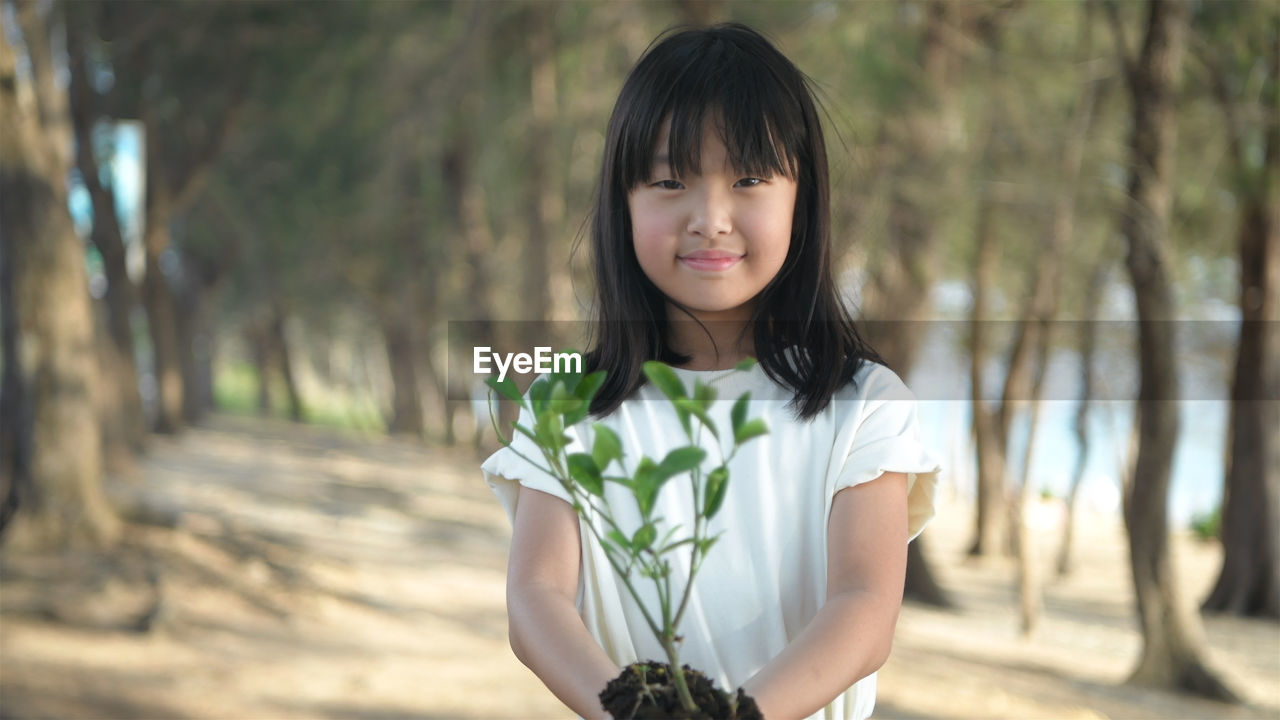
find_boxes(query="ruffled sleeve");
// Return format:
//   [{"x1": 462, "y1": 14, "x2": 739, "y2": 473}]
[
  {"x1": 481, "y1": 401, "x2": 577, "y2": 525},
  {"x1": 833, "y1": 364, "x2": 942, "y2": 543}
]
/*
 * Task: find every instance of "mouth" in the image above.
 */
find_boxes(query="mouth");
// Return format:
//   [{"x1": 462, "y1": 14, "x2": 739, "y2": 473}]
[{"x1": 678, "y1": 250, "x2": 743, "y2": 272}]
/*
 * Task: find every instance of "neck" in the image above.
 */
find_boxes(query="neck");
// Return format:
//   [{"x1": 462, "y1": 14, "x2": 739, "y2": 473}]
[{"x1": 666, "y1": 303, "x2": 756, "y2": 370}]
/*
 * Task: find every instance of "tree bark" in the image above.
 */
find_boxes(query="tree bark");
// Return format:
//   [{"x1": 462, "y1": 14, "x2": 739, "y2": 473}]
[
  {"x1": 174, "y1": 257, "x2": 215, "y2": 425},
  {"x1": 270, "y1": 301, "x2": 304, "y2": 423},
  {"x1": 1110, "y1": 0, "x2": 1240, "y2": 700},
  {"x1": 65, "y1": 11, "x2": 147, "y2": 455},
  {"x1": 245, "y1": 319, "x2": 272, "y2": 416},
  {"x1": 967, "y1": 172, "x2": 1007, "y2": 559},
  {"x1": 1014, "y1": 3, "x2": 1102, "y2": 631},
  {"x1": 1059, "y1": 266, "x2": 1107, "y2": 577},
  {"x1": 1199, "y1": 12, "x2": 1280, "y2": 619},
  {"x1": 859, "y1": 1, "x2": 971, "y2": 608},
  {"x1": 1203, "y1": 198, "x2": 1280, "y2": 618},
  {"x1": 381, "y1": 301, "x2": 424, "y2": 437},
  {"x1": 443, "y1": 103, "x2": 517, "y2": 439},
  {"x1": 0, "y1": 6, "x2": 120, "y2": 550},
  {"x1": 140, "y1": 130, "x2": 186, "y2": 434}
]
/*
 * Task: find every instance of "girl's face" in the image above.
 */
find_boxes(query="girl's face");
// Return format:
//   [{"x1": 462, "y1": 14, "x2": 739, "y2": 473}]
[{"x1": 628, "y1": 118, "x2": 797, "y2": 325}]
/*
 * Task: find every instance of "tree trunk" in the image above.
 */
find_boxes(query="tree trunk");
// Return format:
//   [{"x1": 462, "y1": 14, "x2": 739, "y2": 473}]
[
  {"x1": 1203, "y1": 197, "x2": 1279, "y2": 618},
  {"x1": 65, "y1": 13, "x2": 147, "y2": 455},
  {"x1": 381, "y1": 303, "x2": 424, "y2": 437},
  {"x1": 0, "y1": 7, "x2": 120, "y2": 550},
  {"x1": 245, "y1": 319, "x2": 272, "y2": 416},
  {"x1": 1059, "y1": 266, "x2": 1107, "y2": 577},
  {"x1": 1200, "y1": 17, "x2": 1280, "y2": 619},
  {"x1": 1112, "y1": 0, "x2": 1239, "y2": 700},
  {"x1": 522, "y1": 2, "x2": 561, "y2": 348},
  {"x1": 175, "y1": 265, "x2": 209, "y2": 425},
  {"x1": 859, "y1": 1, "x2": 971, "y2": 608},
  {"x1": 1015, "y1": 315, "x2": 1054, "y2": 638},
  {"x1": 1015, "y1": 3, "x2": 1101, "y2": 629},
  {"x1": 443, "y1": 105, "x2": 516, "y2": 438},
  {"x1": 967, "y1": 177, "x2": 1007, "y2": 559},
  {"x1": 140, "y1": 131, "x2": 186, "y2": 434},
  {"x1": 269, "y1": 301, "x2": 304, "y2": 423}
]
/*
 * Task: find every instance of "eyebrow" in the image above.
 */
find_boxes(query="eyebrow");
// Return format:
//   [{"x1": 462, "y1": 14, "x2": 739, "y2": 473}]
[{"x1": 653, "y1": 154, "x2": 670, "y2": 166}]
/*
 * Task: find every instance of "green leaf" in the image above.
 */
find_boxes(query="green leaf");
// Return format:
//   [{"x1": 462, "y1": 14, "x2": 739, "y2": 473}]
[
  {"x1": 604, "y1": 474, "x2": 634, "y2": 489},
  {"x1": 549, "y1": 382, "x2": 582, "y2": 416},
  {"x1": 535, "y1": 410, "x2": 565, "y2": 454},
  {"x1": 696, "y1": 535, "x2": 721, "y2": 555},
  {"x1": 730, "y1": 392, "x2": 751, "y2": 437},
  {"x1": 528, "y1": 377, "x2": 552, "y2": 416},
  {"x1": 653, "y1": 525, "x2": 683, "y2": 554},
  {"x1": 734, "y1": 417, "x2": 768, "y2": 445},
  {"x1": 632, "y1": 523, "x2": 657, "y2": 552},
  {"x1": 643, "y1": 361, "x2": 686, "y2": 401},
  {"x1": 692, "y1": 380, "x2": 717, "y2": 410},
  {"x1": 591, "y1": 424, "x2": 624, "y2": 471},
  {"x1": 606, "y1": 529, "x2": 632, "y2": 554},
  {"x1": 674, "y1": 398, "x2": 718, "y2": 439},
  {"x1": 575, "y1": 370, "x2": 607, "y2": 404},
  {"x1": 734, "y1": 357, "x2": 758, "y2": 372},
  {"x1": 674, "y1": 404, "x2": 692, "y2": 436},
  {"x1": 704, "y1": 465, "x2": 730, "y2": 518},
  {"x1": 547, "y1": 373, "x2": 576, "y2": 398},
  {"x1": 657, "y1": 446, "x2": 706, "y2": 480},
  {"x1": 564, "y1": 370, "x2": 602, "y2": 426},
  {"x1": 633, "y1": 457, "x2": 660, "y2": 519},
  {"x1": 484, "y1": 376, "x2": 523, "y2": 404},
  {"x1": 567, "y1": 453, "x2": 603, "y2": 497}
]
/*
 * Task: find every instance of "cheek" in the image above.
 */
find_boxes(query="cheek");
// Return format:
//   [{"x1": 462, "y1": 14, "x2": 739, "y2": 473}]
[
  {"x1": 629, "y1": 198, "x2": 675, "y2": 267},
  {"x1": 750, "y1": 196, "x2": 796, "y2": 263}
]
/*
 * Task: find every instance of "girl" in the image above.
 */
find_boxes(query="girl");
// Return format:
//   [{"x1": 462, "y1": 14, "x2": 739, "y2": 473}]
[{"x1": 483, "y1": 23, "x2": 940, "y2": 720}]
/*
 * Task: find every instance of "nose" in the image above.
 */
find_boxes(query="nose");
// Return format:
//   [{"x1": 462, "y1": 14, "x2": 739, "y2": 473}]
[{"x1": 686, "y1": 186, "x2": 732, "y2": 238}]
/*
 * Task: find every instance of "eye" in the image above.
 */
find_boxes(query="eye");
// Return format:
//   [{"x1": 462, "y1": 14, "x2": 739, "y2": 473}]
[
  {"x1": 735, "y1": 177, "x2": 766, "y2": 188},
  {"x1": 652, "y1": 179, "x2": 684, "y2": 190}
]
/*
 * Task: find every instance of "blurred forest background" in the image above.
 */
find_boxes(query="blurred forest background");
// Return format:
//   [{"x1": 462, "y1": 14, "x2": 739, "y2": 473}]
[{"x1": 1, "y1": 0, "x2": 1277, "y2": 718}]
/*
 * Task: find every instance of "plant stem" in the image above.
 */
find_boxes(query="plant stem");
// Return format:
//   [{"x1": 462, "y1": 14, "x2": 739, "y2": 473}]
[{"x1": 662, "y1": 635, "x2": 699, "y2": 713}]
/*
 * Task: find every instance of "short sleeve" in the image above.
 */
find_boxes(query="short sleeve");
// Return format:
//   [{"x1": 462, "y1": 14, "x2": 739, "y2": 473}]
[
  {"x1": 834, "y1": 365, "x2": 942, "y2": 542},
  {"x1": 481, "y1": 400, "x2": 577, "y2": 525}
]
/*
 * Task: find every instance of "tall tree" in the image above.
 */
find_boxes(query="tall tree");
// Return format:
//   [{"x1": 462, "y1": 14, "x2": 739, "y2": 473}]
[
  {"x1": 1057, "y1": 266, "x2": 1108, "y2": 576},
  {"x1": 1194, "y1": 2, "x2": 1280, "y2": 619},
  {"x1": 97, "y1": 2, "x2": 258, "y2": 433},
  {"x1": 1106, "y1": 0, "x2": 1239, "y2": 699},
  {"x1": 0, "y1": 0, "x2": 120, "y2": 549},
  {"x1": 64, "y1": 6, "x2": 147, "y2": 459},
  {"x1": 1010, "y1": 0, "x2": 1104, "y2": 637},
  {"x1": 858, "y1": 0, "x2": 993, "y2": 608}
]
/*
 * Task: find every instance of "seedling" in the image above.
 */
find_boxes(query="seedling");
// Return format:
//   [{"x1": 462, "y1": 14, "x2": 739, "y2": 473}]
[{"x1": 487, "y1": 356, "x2": 768, "y2": 714}]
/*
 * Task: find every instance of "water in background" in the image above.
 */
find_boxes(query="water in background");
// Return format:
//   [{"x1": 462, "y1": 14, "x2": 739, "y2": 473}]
[{"x1": 909, "y1": 316, "x2": 1234, "y2": 529}]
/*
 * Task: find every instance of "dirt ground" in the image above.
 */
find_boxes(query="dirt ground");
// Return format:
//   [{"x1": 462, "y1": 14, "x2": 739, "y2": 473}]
[{"x1": 1, "y1": 415, "x2": 1277, "y2": 720}]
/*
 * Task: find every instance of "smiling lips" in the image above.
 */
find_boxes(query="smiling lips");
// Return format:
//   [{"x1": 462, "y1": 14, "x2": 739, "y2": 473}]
[{"x1": 679, "y1": 249, "x2": 744, "y2": 272}]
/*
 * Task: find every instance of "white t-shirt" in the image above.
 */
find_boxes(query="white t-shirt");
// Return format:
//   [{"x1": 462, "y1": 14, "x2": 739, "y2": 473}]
[{"x1": 482, "y1": 360, "x2": 941, "y2": 720}]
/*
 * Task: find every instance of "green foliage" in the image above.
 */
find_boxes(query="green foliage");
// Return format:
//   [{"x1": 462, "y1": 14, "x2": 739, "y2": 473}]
[
  {"x1": 214, "y1": 361, "x2": 383, "y2": 434},
  {"x1": 489, "y1": 358, "x2": 768, "y2": 711},
  {"x1": 1190, "y1": 505, "x2": 1222, "y2": 543}
]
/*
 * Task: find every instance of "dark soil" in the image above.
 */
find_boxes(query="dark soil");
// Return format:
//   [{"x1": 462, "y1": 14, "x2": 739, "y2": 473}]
[{"x1": 599, "y1": 662, "x2": 763, "y2": 720}]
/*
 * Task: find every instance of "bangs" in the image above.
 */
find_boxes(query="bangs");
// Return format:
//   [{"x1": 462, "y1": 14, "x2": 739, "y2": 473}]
[{"x1": 614, "y1": 29, "x2": 809, "y2": 189}]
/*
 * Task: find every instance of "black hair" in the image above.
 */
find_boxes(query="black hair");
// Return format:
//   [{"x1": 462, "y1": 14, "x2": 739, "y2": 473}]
[{"x1": 583, "y1": 22, "x2": 882, "y2": 420}]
